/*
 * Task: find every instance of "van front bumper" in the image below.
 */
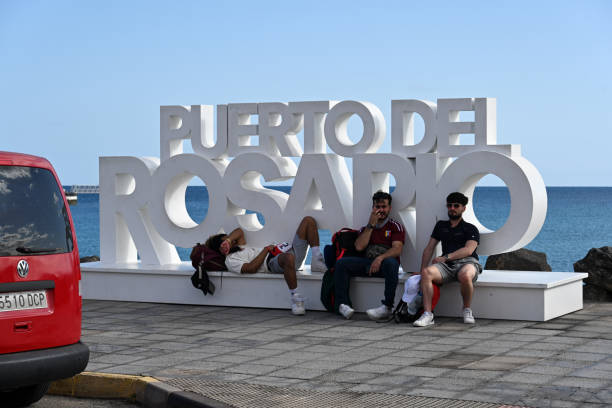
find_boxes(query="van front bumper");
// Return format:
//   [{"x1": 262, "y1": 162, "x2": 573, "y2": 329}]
[{"x1": 0, "y1": 341, "x2": 89, "y2": 389}]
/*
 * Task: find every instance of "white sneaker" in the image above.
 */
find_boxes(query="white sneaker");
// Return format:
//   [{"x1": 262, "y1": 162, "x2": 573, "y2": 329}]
[
  {"x1": 291, "y1": 294, "x2": 306, "y2": 316},
  {"x1": 463, "y1": 308, "x2": 475, "y2": 324},
  {"x1": 413, "y1": 311, "x2": 434, "y2": 327},
  {"x1": 338, "y1": 303, "x2": 354, "y2": 319},
  {"x1": 366, "y1": 304, "x2": 391, "y2": 320},
  {"x1": 310, "y1": 253, "x2": 327, "y2": 273}
]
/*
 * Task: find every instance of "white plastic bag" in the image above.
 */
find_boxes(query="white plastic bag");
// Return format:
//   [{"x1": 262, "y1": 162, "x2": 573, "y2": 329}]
[{"x1": 402, "y1": 274, "x2": 421, "y2": 303}]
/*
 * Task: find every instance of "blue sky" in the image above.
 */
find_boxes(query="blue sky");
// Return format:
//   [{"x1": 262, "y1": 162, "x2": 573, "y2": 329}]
[{"x1": 1, "y1": 1, "x2": 610, "y2": 186}]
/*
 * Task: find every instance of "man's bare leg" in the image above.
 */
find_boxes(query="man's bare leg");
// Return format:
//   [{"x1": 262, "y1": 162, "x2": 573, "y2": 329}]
[
  {"x1": 457, "y1": 264, "x2": 476, "y2": 309},
  {"x1": 278, "y1": 252, "x2": 297, "y2": 290},
  {"x1": 421, "y1": 265, "x2": 443, "y2": 312},
  {"x1": 295, "y1": 216, "x2": 319, "y2": 247}
]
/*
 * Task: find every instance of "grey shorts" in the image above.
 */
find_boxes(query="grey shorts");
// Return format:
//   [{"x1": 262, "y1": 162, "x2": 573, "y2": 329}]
[
  {"x1": 434, "y1": 257, "x2": 482, "y2": 284},
  {"x1": 267, "y1": 234, "x2": 309, "y2": 274}
]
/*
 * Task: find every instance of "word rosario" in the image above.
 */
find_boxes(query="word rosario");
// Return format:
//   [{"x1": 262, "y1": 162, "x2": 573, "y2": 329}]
[{"x1": 100, "y1": 98, "x2": 546, "y2": 272}]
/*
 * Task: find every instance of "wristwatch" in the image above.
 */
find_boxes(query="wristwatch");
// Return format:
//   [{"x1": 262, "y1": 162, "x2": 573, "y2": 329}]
[
  {"x1": 444, "y1": 254, "x2": 450, "y2": 262},
  {"x1": 366, "y1": 224, "x2": 375, "y2": 229}
]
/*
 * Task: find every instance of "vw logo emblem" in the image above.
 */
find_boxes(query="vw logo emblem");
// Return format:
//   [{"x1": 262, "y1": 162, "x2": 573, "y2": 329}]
[{"x1": 17, "y1": 260, "x2": 29, "y2": 278}]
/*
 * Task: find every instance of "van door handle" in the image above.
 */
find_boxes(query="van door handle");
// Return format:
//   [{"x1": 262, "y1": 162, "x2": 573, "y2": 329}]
[{"x1": 14, "y1": 321, "x2": 32, "y2": 332}]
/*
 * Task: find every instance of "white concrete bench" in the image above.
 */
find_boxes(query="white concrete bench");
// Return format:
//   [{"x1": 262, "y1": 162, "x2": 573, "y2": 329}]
[{"x1": 81, "y1": 262, "x2": 587, "y2": 321}]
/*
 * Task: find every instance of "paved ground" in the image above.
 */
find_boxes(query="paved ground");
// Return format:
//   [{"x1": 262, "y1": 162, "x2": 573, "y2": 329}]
[
  {"x1": 34, "y1": 395, "x2": 139, "y2": 407},
  {"x1": 81, "y1": 300, "x2": 612, "y2": 408}
]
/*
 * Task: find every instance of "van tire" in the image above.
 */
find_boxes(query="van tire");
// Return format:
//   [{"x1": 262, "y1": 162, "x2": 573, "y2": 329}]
[{"x1": 2, "y1": 382, "x2": 50, "y2": 407}]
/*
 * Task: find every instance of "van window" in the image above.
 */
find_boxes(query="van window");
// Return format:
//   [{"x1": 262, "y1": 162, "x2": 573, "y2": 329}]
[{"x1": 0, "y1": 165, "x2": 74, "y2": 257}]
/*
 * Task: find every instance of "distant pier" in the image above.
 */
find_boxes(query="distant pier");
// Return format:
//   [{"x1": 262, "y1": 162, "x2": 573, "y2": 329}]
[{"x1": 68, "y1": 185, "x2": 99, "y2": 194}]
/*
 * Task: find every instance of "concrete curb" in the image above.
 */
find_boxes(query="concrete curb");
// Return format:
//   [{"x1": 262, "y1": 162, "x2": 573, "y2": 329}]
[{"x1": 49, "y1": 372, "x2": 231, "y2": 408}]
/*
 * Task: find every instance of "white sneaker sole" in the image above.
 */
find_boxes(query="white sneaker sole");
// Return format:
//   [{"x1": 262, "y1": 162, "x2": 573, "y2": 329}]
[
  {"x1": 413, "y1": 319, "x2": 434, "y2": 327},
  {"x1": 341, "y1": 310, "x2": 354, "y2": 319}
]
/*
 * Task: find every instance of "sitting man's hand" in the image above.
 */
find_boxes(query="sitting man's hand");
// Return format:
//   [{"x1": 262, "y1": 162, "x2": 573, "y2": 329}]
[
  {"x1": 369, "y1": 256, "x2": 383, "y2": 275},
  {"x1": 220, "y1": 239, "x2": 231, "y2": 255},
  {"x1": 432, "y1": 256, "x2": 446, "y2": 264}
]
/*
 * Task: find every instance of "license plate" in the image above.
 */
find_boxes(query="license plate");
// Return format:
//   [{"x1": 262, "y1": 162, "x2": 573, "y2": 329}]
[{"x1": 0, "y1": 290, "x2": 48, "y2": 312}]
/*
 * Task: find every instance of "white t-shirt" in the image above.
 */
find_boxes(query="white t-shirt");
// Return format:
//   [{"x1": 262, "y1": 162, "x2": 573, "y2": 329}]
[{"x1": 225, "y1": 246, "x2": 270, "y2": 274}]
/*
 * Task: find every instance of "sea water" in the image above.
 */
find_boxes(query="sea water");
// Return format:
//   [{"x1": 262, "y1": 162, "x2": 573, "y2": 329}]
[{"x1": 69, "y1": 187, "x2": 612, "y2": 271}]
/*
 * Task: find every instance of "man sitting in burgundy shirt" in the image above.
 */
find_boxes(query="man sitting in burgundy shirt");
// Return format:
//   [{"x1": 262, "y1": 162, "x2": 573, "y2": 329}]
[{"x1": 334, "y1": 191, "x2": 405, "y2": 320}]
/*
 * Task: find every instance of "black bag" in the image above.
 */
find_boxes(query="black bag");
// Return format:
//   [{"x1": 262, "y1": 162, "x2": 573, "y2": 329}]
[
  {"x1": 189, "y1": 242, "x2": 224, "y2": 296},
  {"x1": 191, "y1": 266, "x2": 215, "y2": 296},
  {"x1": 320, "y1": 228, "x2": 363, "y2": 312}
]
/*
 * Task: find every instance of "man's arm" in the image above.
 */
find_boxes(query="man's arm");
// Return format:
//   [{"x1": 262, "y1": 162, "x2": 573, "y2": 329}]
[
  {"x1": 225, "y1": 228, "x2": 246, "y2": 246},
  {"x1": 420, "y1": 237, "x2": 439, "y2": 273},
  {"x1": 432, "y1": 240, "x2": 478, "y2": 264},
  {"x1": 369, "y1": 240, "x2": 403, "y2": 275},
  {"x1": 355, "y1": 208, "x2": 380, "y2": 251},
  {"x1": 220, "y1": 228, "x2": 246, "y2": 254},
  {"x1": 240, "y1": 246, "x2": 273, "y2": 274}
]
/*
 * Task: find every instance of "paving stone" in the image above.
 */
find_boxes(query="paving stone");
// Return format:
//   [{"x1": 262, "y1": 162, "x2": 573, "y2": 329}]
[
  {"x1": 523, "y1": 341, "x2": 573, "y2": 351},
  {"x1": 366, "y1": 374, "x2": 425, "y2": 386},
  {"x1": 83, "y1": 362, "x2": 113, "y2": 372},
  {"x1": 317, "y1": 371, "x2": 379, "y2": 383},
  {"x1": 552, "y1": 376, "x2": 609, "y2": 389},
  {"x1": 267, "y1": 366, "x2": 327, "y2": 379},
  {"x1": 177, "y1": 360, "x2": 234, "y2": 371},
  {"x1": 570, "y1": 367, "x2": 612, "y2": 379},
  {"x1": 513, "y1": 328, "x2": 564, "y2": 336},
  {"x1": 369, "y1": 355, "x2": 428, "y2": 366},
  {"x1": 592, "y1": 361, "x2": 612, "y2": 371},
  {"x1": 92, "y1": 353, "x2": 148, "y2": 364},
  {"x1": 499, "y1": 372, "x2": 557, "y2": 384},
  {"x1": 441, "y1": 368, "x2": 505, "y2": 380},
  {"x1": 518, "y1": 364, "x2": 574, "y2": 376},
  {"x1": 430, "y1": 337, "x2": 480, "y2": 346},
  {"x1": 458, "y1": 392, "x2": 509, "y2": 404},
  {"x1": 98, "y1": 364, "x2": 150, "y2": 375},
  {"x1": 295, "y1": 359, "x2": 351, "y2": 370},
  {"x1": 146, "y1": 341, "x2": 200, "y2": 351},
  {"x1": 564, "y1": 330, "x2": 601, "y2": 339},
  {"x1": 224, "y1": 363, "x2": 282, "y2": 376},
  {"x1": 519, "y1": 397, "x2": 580, "y2": 407},
  {"x1": 505, "y1": 348, "x2": 559, "y2": 358},
  {"x1": 290, "y1": 381, "x2": 349, "y2": 392},
  {"x1": 348, "y1": 383, "x2": 396, "y2": 393},
  {"x1": 461, "y1": 355, "x2": 535, "y2": 370},
  {"x1": 297, "y1": 344, "x2": 352, "y2": 354},
  {"x1": 449, "y1": 331, "x2": 499, "y2": 340},
  {"x1": 425, "y1": 353, "x2": 490, "y2": 368},
  {"x1": 233, "y1": 347, "x2": 284, "y2": 357},
  {"x1": 394, "y1": 366, "x2": 450, "y2": 377},
  {"x1": 420, "y1": 375, "x2": 483, "y2": 391},
  {"x1": 389, "y1": 349, "x2": 447, "y2": 359},
  {"x1": 242, "y1": 376, "x2": 302, "y2": 387},
  {"x1": 556, "y1": 351, "x2": 609, "y2": 362},
  {"x1": 405, "y1": 387, "x2": 462, "y2": 399},
  {"x1": 342, "y1": 362, "x2": 403, "y2": 374}
]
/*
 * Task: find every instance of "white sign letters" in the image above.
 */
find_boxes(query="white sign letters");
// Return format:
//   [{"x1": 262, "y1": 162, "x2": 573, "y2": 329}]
[{"x1": 99, "y1": 98, "x2": 546, "y2": 272}]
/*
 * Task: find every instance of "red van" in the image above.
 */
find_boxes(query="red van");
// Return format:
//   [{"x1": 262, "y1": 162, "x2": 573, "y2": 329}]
[{"x1": 0, "y1": 152, "x2": 89, "y2": 407}]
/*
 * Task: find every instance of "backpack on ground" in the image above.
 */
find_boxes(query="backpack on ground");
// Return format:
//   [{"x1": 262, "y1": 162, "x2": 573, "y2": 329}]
[
  {"x1": 390, "y1": 281, "x2": 440, "y2": 323},
  {"x1": 189, "y1": 243, "x2": 226, "y2": 296},
  {"x1": 320, "y1": 228, "x2": 364, "y2": 312}
]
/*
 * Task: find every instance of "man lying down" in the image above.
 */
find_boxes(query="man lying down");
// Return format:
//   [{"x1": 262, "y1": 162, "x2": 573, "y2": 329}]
[{"x1": 205, "y1": 216, "x2": 327, "y2": 316}]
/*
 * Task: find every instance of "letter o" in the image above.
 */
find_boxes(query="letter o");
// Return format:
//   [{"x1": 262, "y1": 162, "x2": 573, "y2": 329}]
[
  {"x1": 324, "y1": 101, "x2": 385, "y2": 156},
  {"x1": 150, "y1": 154, "x2": 226, "y2": 248},
  {"x1": 438, "y1": 152, "x2": 547, "y2": 255}
]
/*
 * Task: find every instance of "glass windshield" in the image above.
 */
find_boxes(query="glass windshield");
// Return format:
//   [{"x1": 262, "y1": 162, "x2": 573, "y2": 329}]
[{"x1": 0, "y1": 165, "x2": 74, "y2": 256}]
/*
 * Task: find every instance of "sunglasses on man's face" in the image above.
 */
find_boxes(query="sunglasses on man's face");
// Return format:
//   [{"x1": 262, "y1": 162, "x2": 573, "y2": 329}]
[{"x1": 446, "y1": 203, "x2": 463, "y2": 209}]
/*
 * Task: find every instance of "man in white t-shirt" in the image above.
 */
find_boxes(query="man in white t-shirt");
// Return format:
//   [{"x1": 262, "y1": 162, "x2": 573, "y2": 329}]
[{"x1": 205, "y1": 216, "x2": 326, "y2": 315}]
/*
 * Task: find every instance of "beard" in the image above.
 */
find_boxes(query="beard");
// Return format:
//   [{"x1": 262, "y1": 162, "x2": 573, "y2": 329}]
[{"x1": 448, "y1": 211, "x2": 461, "y2": 220}]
